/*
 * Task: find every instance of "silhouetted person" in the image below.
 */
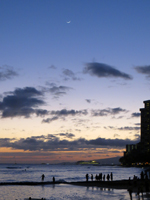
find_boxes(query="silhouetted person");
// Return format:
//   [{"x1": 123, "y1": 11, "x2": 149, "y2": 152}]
[
  {"x1": 128, "y1": 187, "x2": 133, "y2": 200},
  {"x1": 86, "y1": 173, "x2": 89, "y2": 182},
  {"x1": 103, "y1": 174, "x2": 105, "y2": 181},
  {"x1": 133, "y1": 175, "x2": 137, "y2": 186},
  {"x1": 95, "y1": 174, "x2": 98, "y2": 181},
  {"x1": 128, "y1": 177, "x2": 131, "y2": 185},
  {"x1": 140, "y1": 171, "x2": 144, "y2": 180},
  {"x1": 53, "y1": 176, "x2": 55, "y2": 183},
  {"x1": 41, "y1": 174, "x2": 45, "y2": 182},
  {"x1": 99, "y1": 173, "x2": 102, "y2": 181},
  {"x1": 91, "y1": 174, "x2": 93, "y2": 181},
  {"x1": 110, "y1": 172, "x2": 113, "y2": 181},
  {"x1": 107, "y1": 174, "x2": 110, "y2": 181}
]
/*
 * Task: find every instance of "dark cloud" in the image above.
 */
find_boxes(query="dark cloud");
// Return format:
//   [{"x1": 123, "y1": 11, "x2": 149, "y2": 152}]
[
  {"x1": 107, "y1": 126, "x2": 140, "y2": 131},
  {"x1": 62, "y1": 69, "x2": 81, "y2": 81},
  {"x1": 131, "y1": 112, "x2": 141, "y2": 118},
  {"x1": 0, "y1": 65, "x2": 18, "y2": 81},
  {"x1": 0, "y1": 135, "x2": 139, "y2": 151},
  {"x1": 0, "y1": 87, "x2": 48, "y2": 118},
  {"x1": 117, "y1": 126, "x2": 140, "y2": 131},
  {"x1": 134, "y1": 65, "x2": 150, "y2": 78},
  {"x1": 51, "y1": 109, "x2": 88, "y2": 116},
  {"x1": 85, "y1": 99, "x2": 91, "y2": 103},
  {"x1": 91, "y1": 107, "x2": 127, "y2": 117},
  {"x1": 88, "y1": 137, "x2": 139, "y2": 147},
  {"x1": 42, "y1": 109, "x2": 88, "y2": 123},
  {"x1": 135, "y1": 123, "x2": 140, "y2": 126},
  {"x1": 134, "y1": 134, "x2": 140, "y2": 140},
  {"x1": 57, "y1": 133, "x2": 75, "y2": 139},
  {"x1": 45, "y1": 83, "x2": 72, "y2": 98},
  {"x1": 42, "y1": 116, "x2": 59, "y2": 123},
  {"x1": 83, "y1": 62, "x2": 132, "y2": 80}
]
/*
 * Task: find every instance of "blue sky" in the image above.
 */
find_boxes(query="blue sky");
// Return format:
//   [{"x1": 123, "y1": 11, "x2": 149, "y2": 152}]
[{"x1": 0, "y1": 0, "x2": 150, "y2": 163}]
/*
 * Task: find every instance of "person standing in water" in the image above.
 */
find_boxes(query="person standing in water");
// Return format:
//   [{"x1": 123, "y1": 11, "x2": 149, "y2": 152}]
[{"x1": 41, "y1": 174, "x2": 45, "y2": 182}]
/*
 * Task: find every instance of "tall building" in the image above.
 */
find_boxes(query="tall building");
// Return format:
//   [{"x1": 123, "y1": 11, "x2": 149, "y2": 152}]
[
  {"x1": 120, "y1": 100, "x2": 150, "y2": 165},
  {"x1": 140, "y1": 100, "x2": 150, "y2": 153}
]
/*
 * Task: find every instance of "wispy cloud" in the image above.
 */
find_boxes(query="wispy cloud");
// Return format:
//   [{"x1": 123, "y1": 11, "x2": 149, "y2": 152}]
[
  {"x1": 85, "y1": 99, "x2": 91, "y2": 103},
  {"x1": 57, "y1": 133, "x2": 75, "y2": 139},
  {"x1": 134, "y1": 65, "x2": 150, "y2": 78},
  {"x1": 91, "y1": 107, "x2": 127, "y2": 117},
  {"x1": 48, "y1": 65, "x2": 57, "y2": 70},
  {"x1": 0, "y1": 65, "x2": 18, "y2": 81},
  {"x1": 117, "y1": 126, "x2": 140, "y2": 131},
  {"x1": 42, "y1": 116, "x2": 59, "y2": 123},
  {"x1": 62, "y1": 69, "x2": 81, "y2": 81},
  {"x1": 42, "y1": 109, "x2": 88, "y2": 123},
  {"x1": 50, "y1": 109, "x2": 88, "y2": 116},
  {"x1": 107, "y1": 126, "x2": 140, "y2": 131},
  {"x1": 83, "y1": 62, "x2": 132, "y2": 80},
  {"x1": 45, "y1": 83, "x2": 72, "y2": 98}
]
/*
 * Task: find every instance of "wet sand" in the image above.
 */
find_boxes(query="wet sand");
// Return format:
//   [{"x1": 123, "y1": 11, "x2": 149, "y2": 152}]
[
  {"x1": 68, "y1": 180, "x2": 145, "y2": 191},
  {"x1": 0, "y1": 179, "x2": 150, "y2": 193}
]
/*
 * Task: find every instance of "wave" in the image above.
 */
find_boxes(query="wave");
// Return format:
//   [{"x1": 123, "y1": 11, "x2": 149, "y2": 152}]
[{"x1": 6, "y1": 167, "x2": 22, "y2": 169}]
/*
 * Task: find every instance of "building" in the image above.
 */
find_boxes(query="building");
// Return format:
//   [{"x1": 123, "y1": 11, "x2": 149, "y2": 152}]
[
  {"x1": 140, "y1": 100, "x2": 150, "y2": 153},
  {"x1": 120, "y1": 100, "x2": 150, "y2": 165}
]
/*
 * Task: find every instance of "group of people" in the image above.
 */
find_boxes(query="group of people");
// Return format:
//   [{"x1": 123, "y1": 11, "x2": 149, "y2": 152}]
[
  {"x1": 41, "y1": 174, "x2": 55, "y2": 183},
  {"x1": 86, "y1": 172, "x2": 113, "y2": 182}
]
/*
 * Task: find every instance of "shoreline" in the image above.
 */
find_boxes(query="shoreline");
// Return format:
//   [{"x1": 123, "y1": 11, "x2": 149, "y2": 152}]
[{"x1": 0, "y1": 179, "x2": 150, "y2": 192}]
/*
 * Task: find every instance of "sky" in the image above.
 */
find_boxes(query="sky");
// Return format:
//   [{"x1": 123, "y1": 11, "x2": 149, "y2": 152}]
[{"x1": 0, "y1": 0, "x2": 150, "y2": 164}]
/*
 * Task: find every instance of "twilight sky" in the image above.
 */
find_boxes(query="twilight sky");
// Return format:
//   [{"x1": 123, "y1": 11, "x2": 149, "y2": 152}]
[{"x1": 0, "y1": 0, "x2": 150, "y2": 164}]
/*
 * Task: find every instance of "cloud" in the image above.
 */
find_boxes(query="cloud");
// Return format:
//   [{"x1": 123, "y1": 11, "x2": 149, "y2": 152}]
[
  {"x1": 83, "y1": 62, "x2": 132, "y2": 80},
  {"x1": 0, "y1": 65, "x2": 18, "y2": 81},
  {"x1": 134, "y1": 134, "x2": 140, "y2": 140},
  {"x1": 114, "y1": 134, "x2": 120, "y2": 137},
  {"x1": 131, "y1": 112, "x2": 141, "y2": 118},
  {"x1": 0, "y1": 87, "x2": 48, "y2": 118},
  {"x1": 117, "y1": 126, "x2": 140, "y2": 131},
  {"x1": 0, "y1": 135, "x2": 139, "y2": 151},
  {"x1": 45, "y1": 83, "x2": 72, "y2": 98},
  {"x1": 48, "y1": 65, "x2": 57, "y2": 69},
  {"x1": 57, "y1": 133, "x2": 75, "y2": 139},
  {"x1": 91, "y1": 107, "x2": 127, "y2": 117},
  {"x1": 134, "y1": 65, "x2": 150, "y2": 78},
  {"x1": 50, "y1": 109, "x2": 88, "y2": 116},
  {"x1": 108, "y1": 126, "x2": 140, "y2": 131},
  {"x1": 42, "y1": 109, "x2": 88, "y2": 123},
  {"x1": 42, "y1": 116, "x2": 59, "y2": 123},
  {"x1": 62, "y1": 69, "x2": 81, "y2": 81},
  {"x1": 135, "y1": 123, "x2": 140, "y2": 126},
  {"x1": 85, "y1": 99, "x2": 91, "y2": 103}
]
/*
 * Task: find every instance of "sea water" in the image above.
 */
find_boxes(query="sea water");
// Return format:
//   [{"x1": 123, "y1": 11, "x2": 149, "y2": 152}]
[{"x1": 0, "y1": 164, "x2": 149, "y2": 200}]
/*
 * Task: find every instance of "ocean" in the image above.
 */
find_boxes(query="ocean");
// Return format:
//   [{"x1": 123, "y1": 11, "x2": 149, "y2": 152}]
[{"x1": 0, "y1": 164, "x2": 148, "y2": 200}]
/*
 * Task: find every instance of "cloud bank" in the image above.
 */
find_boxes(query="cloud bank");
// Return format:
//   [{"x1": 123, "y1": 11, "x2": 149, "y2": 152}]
[{"x1": 0, "y1": 134, "x2": 139, "y2": 152}]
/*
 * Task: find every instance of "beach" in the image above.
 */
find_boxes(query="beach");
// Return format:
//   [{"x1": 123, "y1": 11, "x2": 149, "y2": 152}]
[{"x1": 0, "y1": 164, "x2": 149, "y2": 200}]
